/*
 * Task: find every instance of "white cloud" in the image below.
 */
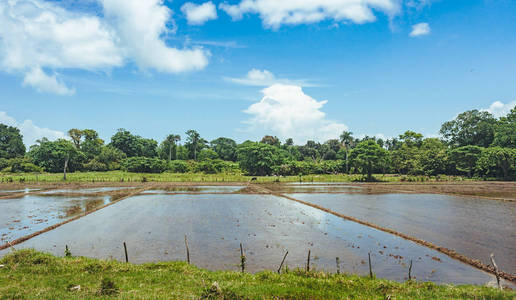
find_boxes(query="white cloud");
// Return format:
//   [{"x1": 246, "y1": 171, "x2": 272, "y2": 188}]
[
  {"x1": 483, "y1": 100, "x2": 516, "y2": 118},
  {"x1": 0, "y1": 111, "x2": 67, "y2": 146},
  {"x1": 219, "y1": 0, "x2": 400, "y2": 29},
  {"x1": 409, "y1": 22, "x2": 430, "y2": 37},
  {"x1": 244, "y1": 84, "x2": 347, "y2": 143},
  {"x1": 0, "y1": 0, "x2": 209, "y2": 95},
  {"x1": 101, "y1": 0, "x2": 209, "y2": 73},
  {"x1": 181, "y1": 2, "x2": 218, "y2": 25},
  {"x1": 225, "y1": 69, "x2": 319, "y2": 87},
  {"x1": 23, "y1": 67, "x2": 75, "y2": 95}
]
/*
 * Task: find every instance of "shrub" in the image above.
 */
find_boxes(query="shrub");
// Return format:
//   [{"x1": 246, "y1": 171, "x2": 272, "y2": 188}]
[
  {"x1": 121, "y1": 157, "x2": 167, "y2": 173},
  {"x1": 8, "y1": 158, "x2": 43, "y2": 173},
  {"x1": 167, "y1": 160, "x2": 191, "y2": 173}
]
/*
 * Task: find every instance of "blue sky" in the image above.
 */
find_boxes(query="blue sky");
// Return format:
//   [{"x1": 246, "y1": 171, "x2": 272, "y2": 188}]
[{"x1": 0, "y1": 0, "x2": 515, "y2": 146}]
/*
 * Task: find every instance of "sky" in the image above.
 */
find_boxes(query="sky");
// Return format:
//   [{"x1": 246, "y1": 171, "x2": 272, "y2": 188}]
[{"x1": 0, "y1": 0, "x2": 515, "y2": 146}]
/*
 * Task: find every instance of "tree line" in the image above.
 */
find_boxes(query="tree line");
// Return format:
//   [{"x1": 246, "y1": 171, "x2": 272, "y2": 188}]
[{"x1": 0, "y1": 107, "x2": 515, "y2": 180}]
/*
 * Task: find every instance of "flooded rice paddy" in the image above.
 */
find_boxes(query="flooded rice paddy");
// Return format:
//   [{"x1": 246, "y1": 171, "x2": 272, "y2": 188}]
[
  {"x1": 1, "y1": 194, "x2": 111, "y2": 243},
  {"x1": 288, "y1": 192, "x2": 516, "y2": 275},
  {"x1": 0, "y1": 184, "x2": 513, "y2": 287}
]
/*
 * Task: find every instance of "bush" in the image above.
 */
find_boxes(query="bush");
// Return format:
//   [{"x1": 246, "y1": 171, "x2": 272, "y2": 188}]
[
  {"x1": 83, "y1": 159, "x2": 109, "y2": 172},
  {"x1": 0, "y1": 158, "x2": 9, "y2": 171},
  {"x1": 121, "y1": 157, "x2": 167, "y2": 173},
  {"x1": 194, "y1": 159, "x2": 239, "y2": 174},
  {"x1": 167, "y1": 160, "x2": 191, "y2": 173},
  {"x1": 7, "y1": 158, "x2": 43, "y2": 173}
]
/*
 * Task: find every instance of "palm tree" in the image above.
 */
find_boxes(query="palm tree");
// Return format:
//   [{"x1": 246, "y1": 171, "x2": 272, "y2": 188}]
[
  {"x1": 340, "y1": 131, "x2": 355, "y2": 174},
  {"x1": 166, "y1": 134, "x2": 181, "y2": 162}
]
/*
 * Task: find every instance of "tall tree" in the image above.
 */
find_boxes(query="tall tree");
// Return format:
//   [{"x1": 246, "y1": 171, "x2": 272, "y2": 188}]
[
  {"x1": 260, "y1": 135, "x2": 281, "y2": 147},
  {"x1": 0, "y1": 123, "x2": 26, "y2": 159},
  {"x1": 185, "y1": 130, "x2": 206, "y2": 160},
  {"x1": 350, "y1": 140, "x2": 388, "y2": 181},
  {"x1": 339, "y1": 131, "x2": 355, "y2": 173},
  {"x1": 210, "y1": 137, "x2": 237, "y2": 161},
  {"x1": 492, "y1": 108, "x2": 516, "y2": 148},
  {"x1": 67, "y1": 129, "x2": 83, "y2": 149},
  {"x1": 440, "y1": 110, "x2": 497, "y2": 147},
  {"x1": 449, "y1": 145, "x2": 483, "y2": 177},
  {"x1": 165, "y1": 134, "x2": 181, "y2": 161},
  {"x1": 81, "y1": 129, "x2": 104, "y2": 159}
]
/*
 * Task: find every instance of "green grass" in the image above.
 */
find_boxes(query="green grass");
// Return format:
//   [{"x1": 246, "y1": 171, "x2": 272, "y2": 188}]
[
  {"x1": 0, "y1": 171, "x2": 471, "y2": 184},
  {"x1": 0, "y1": 250, "x2": 513, "y2": 299}
]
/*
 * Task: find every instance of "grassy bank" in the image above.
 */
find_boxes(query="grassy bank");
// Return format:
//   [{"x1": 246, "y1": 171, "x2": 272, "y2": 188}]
[
  {"x1": 0, "y1": 171, "x2": 473, "y2": 184},
  {"x1": 0, "y1": 250, "x2": 513, "y2": 299}
]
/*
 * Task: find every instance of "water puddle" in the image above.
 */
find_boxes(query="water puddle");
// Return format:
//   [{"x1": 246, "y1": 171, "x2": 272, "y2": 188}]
[{"x1": 0, "y1": 193, "x2": 507, "y2": 287}]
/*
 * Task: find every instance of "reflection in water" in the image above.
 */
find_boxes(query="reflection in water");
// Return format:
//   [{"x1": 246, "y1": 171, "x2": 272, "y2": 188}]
[
  {"x1": 0, "y1": 194, "x2": 111, "y2": 242},
  {"x1": 0, "y1": 193, "x2": 507, "y2": 287}
]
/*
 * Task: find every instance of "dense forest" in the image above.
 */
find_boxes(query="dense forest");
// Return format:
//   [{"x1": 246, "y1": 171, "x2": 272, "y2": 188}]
[{"x1": 1, "y1": 108, "x2": 515, "y2": 180}]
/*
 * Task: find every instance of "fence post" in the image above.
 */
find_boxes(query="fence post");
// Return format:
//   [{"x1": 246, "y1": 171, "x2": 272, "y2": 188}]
[
  {"x1": 123, "y1": 242, "x2": 128, "y2": 263},
  {"x1": 278, "y1": 251, "x2": 289, "y2": 274},
  {"x1": 185, "y1": 235, "x2": 190, "y2": 264}
]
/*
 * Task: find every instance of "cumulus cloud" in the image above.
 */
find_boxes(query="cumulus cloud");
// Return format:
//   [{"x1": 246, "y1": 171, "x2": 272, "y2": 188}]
[
  {"x1": 0, "y1": 111, "x2": 67, "y2": 146},
  {"x1": 219, "y1": 0, "x2": 400, "y2": 29},
  {"x1": 244, "y1": 84, "x2": 347, "y2": 143},
  {"x1": 23, "y1": 68, "x2": 75, "y2": 95},
  {"x1": 225, "y1": 69, "x2": 318, "y2": 87},
  {"x1": 101, "y1": 0, "x2": 208, "y2": 73},
  {"x1": 483, "y1": 100, "x2": 516, "y2": 118},
  {"x1": 409, "y1": 22, "x2": 430, "y2": 37},
  {"x1": 0, "y1": 0, "x2": 209, "y2": 95},
  {"x1": 181, "y1": 2, "x2": 218, "y2": 25}
]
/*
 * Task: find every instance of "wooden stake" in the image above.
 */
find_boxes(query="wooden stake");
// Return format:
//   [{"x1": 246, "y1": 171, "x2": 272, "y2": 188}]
[
  {"x1": 278, "y1": 251, "x2": 289, "y2": 274},
  {"x1": 408, "y1": 260, "x2": 413, "y2": 280},
  {"x1": 240, "y1": 243, "x2": 245, "y2": 273},
  {"x1": 336, "y1": 257, "x2": 341, "y2": 275},
  {"x1": 368, "y1": 252, "x2": 373, "y2": 279},
  {"x1": 185, "y1": 235, "x2": 190, "y2": 264},
  {"x1": 123, "y1": 242, "x2": 128, "y2": 263},
  {"x1": 306, "y1": 250, "x2": 311, "y2": 272},
  {"x1": 490, "y1": 253, "x2": 502, "y2": 290}
]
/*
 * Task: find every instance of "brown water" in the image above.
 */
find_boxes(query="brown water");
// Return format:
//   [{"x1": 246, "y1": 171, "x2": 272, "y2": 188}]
[
  {"x1": 0, "y1": 194, "x2": 111, "y2": 243},
  {"x1": 287, "y1": 193, "x2": 516, "y2": 275},
  {"x1": 0, "y1": 193, "x2": 504, "y2": 286}
]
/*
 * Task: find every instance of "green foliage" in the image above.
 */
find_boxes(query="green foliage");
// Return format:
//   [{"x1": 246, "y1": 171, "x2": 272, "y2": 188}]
[
  {"x1": 237, "y1": 142, "x2": 285, "y2": 176},
  {"x1": 440, "y1": 110, "x2": 497, "y2": 147},
  {"x1": 185, "y1": 130, "x2": 207, "y2": 160},
  {"x1": 476, "y1": 147, "x2": 516, "y2": 178},
  {"x1": 0, "y1": 123, "x2": 26, "y2": 159},
  {"x1": 6, "y1": 158, "x2": 42, "y2": 173},
  {"x1": 110, "y1": 128, "x2": 157, "y2": 158},
  {"x1": 29, "y1": 139, "x2": 85, "y2": 173},
  {"x1": 449, "y1": 146, "x2": 484, "y2": 177},
  {"x1": 260, "y1": 135, "x2": 281, "y2": 146},
  {"x1": 198, "y1": 148, "x2": 219, "y2": 161},
  {"x1": 168, "y1": 160, "x2": 191, "y2": 173},
  {"x1": 210, "y1": 137, "x2": 237, "y2": 161},
  {"x1": 350, "y1": 140, "x2": 388, "y2": 180},
  {"x1": 121, "y1": 157, "x2": 167, "y2": 173}
]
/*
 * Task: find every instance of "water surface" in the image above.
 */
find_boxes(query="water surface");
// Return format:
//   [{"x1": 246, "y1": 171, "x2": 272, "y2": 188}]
[
  {"x1": 0, "y1": 193, "x2": 503, "y2": 286},
  {"x1": 0, "y1": 194, "x2": 111, "y2": 243},
  {"x1": 288, "y1": 193, "x2": 516, "y2": 275}
]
